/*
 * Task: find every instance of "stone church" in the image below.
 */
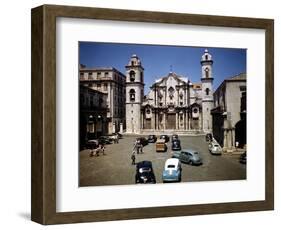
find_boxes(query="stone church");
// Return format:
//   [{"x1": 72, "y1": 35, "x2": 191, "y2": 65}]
[{"x1": 125, "y1": 49, "x2": 214, "y2": 134}]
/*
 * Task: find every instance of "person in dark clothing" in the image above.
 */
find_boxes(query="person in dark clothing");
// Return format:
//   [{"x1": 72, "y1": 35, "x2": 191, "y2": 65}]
[{"x1": 131, "y1": 154, "x2": 136, "y2": 165}]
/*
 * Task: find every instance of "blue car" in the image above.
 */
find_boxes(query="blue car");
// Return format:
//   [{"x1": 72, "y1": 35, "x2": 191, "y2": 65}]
[
  {"x1": 172, "y1": 149, "x2": 202, "y2": 165},
  {"x1": 162, "y1": 158, "x2": 182, "y2": 182}
]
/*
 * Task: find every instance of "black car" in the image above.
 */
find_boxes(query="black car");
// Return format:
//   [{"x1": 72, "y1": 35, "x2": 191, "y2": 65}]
[
  {"x1": 85, "y1": 139, "x2": 99, "y2": 149},
  {"x1": 171, "y1": 134, "x2": 179, "y2": 141},
  {"x1": 171, "y1": 139, "x2": 181, "y2": 151},
  {"x1": 147, "y1": 135, "x2": 157, "y2": 143},
  {"x1": 205, "y1": 133, "x2": 213, "y2": 142},
  {"x1": 136, "y1": 137, "x2": 149, "y2": 146},
  {"x1": 239, "y1": 152, "x2": 247, "y2": 164},
  {"x1": 135, "y1": 161, "x2": 156, "y2": 184},
  {"x1": 98, "y1": 136, "x2": 112, "y2": 145},
  {"x1": 112, "y1": 132, "x2": 123, "y2": 139},
  {"x1": 160, "y1": 135, "x2": 170, "y2": 143}
]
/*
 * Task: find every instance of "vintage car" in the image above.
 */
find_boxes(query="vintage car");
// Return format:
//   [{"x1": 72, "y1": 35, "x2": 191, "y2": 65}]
[
  {"x1": 136, "y1": 137, "x2": 149, "y2": 146},
  {"x1": 98, "y1": 136, "x2": 112, "y2": 145},
  {"x1": 135, "y1": 161, "x2": 156, "y2": 184},
  {"x1": 205, "y1": 133, "x2": 213, "y2": 142},
  {"x1": 156, "y1": 139, "x2": 168, "y2": 152},
  {"x1": 171, "y1": 134, "x2": 179, "y2": 141},
  {"x1": 147, "y1": 135, "x2": 157, "y2": 143},
  {"x1": 171, "y1": 139, "x2": 181, "y2": 151},
  {"x1": 112, "y1": 132, "x2": 123, "y2": 139},
  {"x1": 172, "y1": 149, "x2": 202, "y2": 165},
  {"x1": 85, "y1": 139, "x2": 99, "y2": 149},
  {"x1": 208, "y1": 142, "x2": 222, "y2": 155},
  {"x1": 160, "y1": 134, "x2": 170, "y2": 143},
  {"x1": 162, "y1": 158, "x2": 182, "y2": 182}
]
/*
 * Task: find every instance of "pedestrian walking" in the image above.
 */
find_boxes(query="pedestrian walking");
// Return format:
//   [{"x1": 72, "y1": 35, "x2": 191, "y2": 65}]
[
  {"x1": 100, "y1": 144, "x2": 106, "y2": 155},
  {"x1": 133, "y1": 140, "x2": 138, "y2": 154},
  {"x1": 131, "y1": 154, "x2": 136, "y2": 165},
  {"x1": 140, "y1": 144, "x2": 143, "y2": 153}
]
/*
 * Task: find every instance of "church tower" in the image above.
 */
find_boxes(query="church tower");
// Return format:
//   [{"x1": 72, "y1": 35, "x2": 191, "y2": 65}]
[
  {"x1": 125, "y1": 54, "x2": 144, "y2": 134},
  {"x1": 201, "y1": 49, "x2": 214, "y2": 133}
]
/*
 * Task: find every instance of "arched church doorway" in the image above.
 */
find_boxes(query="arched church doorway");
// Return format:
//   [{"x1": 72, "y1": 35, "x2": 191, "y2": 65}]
[{"x1": 235, "y1": 119, "x2": 246, "y2": 148}]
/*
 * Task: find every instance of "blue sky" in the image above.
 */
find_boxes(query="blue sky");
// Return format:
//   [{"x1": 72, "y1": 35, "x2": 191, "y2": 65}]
[{"x1": 79, "y1": 42, "x2": 246, "y2": 94}]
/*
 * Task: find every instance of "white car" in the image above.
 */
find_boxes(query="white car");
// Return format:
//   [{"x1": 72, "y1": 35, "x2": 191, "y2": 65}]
[
  {"x1": 162, "y1": 158, "x2": 182, "y2": 182},
  {"x1": 208, "y1": 142, "x2": 222, "y2": 155}
]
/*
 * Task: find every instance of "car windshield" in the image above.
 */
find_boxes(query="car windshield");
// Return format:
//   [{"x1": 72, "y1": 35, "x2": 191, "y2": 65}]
[
  {"x1": 139, "y1": 167, "x2": 151, "y2": 173},
  {"x1": 214, "y1": 145, "x2": 219, "y2": 147},
  {"x1": 167, "y1": 165, "x2": 175, "y2": 168}
]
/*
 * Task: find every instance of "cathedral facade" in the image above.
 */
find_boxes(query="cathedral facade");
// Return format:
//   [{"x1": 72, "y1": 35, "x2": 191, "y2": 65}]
[{"x1": 125, "y1": 49, "x2": 214, "y2": 134}]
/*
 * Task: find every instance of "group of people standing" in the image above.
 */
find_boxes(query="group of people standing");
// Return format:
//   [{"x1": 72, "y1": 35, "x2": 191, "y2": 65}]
[{"x1": 131, "y1": 139, "x2": 144, "y2": 165}]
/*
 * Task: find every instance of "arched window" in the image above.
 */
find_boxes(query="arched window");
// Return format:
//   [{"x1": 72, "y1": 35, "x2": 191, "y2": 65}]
[
  {"x1": 205, "y1": 88, "x2": 210, "y2": 96},
  {"x1": 140, "y1": 72, "x2": 143, "y2": 82},
  {"x1": 205, "y1": 68, "x2": 209, "y2": 78},
  {"x1": 129, "y1": 89, "x2": 135, "y2": 101},
  {"x1": 168, "y1": 87, "x2": 175, "y2": 95},
  {"x1": 129, "y1": 71, "x2": 135, "y2": 82}
]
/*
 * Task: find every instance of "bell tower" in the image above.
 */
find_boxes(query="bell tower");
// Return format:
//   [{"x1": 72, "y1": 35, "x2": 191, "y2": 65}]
[
  {"x1": 201, "y1": 49, "x2": 214, "y2": 133},
  {"x1": 125, "y1": 54, "x2": 144, "y2": 134}
]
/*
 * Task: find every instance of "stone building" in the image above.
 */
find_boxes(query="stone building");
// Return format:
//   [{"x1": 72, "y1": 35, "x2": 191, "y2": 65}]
[
  {"x1": 125, "y1": 50, "x2": 214, "y2": 134},
  {"x1": 211, "y1": 73, "x2": 247, "y2": 151},
  {"x1": 79, "y1": 66, "x2": 126, "y2": 134},
  {"x1": 79, "y1": 85, "x2": 108, "y2": 149}
]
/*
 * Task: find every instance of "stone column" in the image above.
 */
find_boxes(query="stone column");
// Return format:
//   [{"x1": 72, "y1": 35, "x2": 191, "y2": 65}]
[
  {"x1": 183, "y1": 112, "x2": 186, "y2": 130},
  {"x1": 223, "y1": 129, "x2": 227, "y2": 150},
  {"x1": 232, "y1": 128, "x2": 235, "y2": 149},
  {"x1": 164, "y1": 87, "x2": 167, "y2": 106},
  {"x1": 177, "y1": 89, "x2": 179, "y2": 106},
  {"x1": 151, "y1": 111, "x2": 155, "y2": 130},
  {"x1": 120, "y1": 123, "x2": 123, "y2": 133},
  {"x1": 200, "y1": 111, "x2": 203, "y2": 131},
  {"x1": 163, "y1": 113, "x2": 166, "y2": 130},
  {"x1": 184, "y1": 87, "x2": 187, "y2": 106},
  {"x1": 185, "y1": 111, "x2": 189, "y2": 130},
  {"x1": 227, "y1": 130, "x2": 232, "y2": 149},
  {"x1": 112, "y1": 122, "x2": 116, "y2": 134},
  {"x1": 156, "y1": 112, "x2": 158, "y2": 130},
  {"x1": 141, "y1": 111, "x2": 144, "y2": 129},
  {"x1": 176, "y1": 112, "x2": 178, "y2": 130},
  {"x1": 154, "y1": 88, "x2": 158, "y2": 106}
]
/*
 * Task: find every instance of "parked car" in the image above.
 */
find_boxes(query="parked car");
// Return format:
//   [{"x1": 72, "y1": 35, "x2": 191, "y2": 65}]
[
  {"x1": 112, "y1": 132, "x2": 123, "y2": 139},
  {"x1": 135, "y1": 161, "x2": 156, "y2": 184},
  {"x1": 171, "y1": 139, "x2": 181, "y2": 151},
  {"x1": 171, "y1": 134, "x2": 179, "y2": 141},
  {"x1": 208, "y1": 142, "x2": 222, "y2": 155},
  {"x1": 98, "y1": 136, "x2": 112, "y2": 145},
  {"x1": 85, "y1": 139, "x2": 99, "y2": 149},
  {"x1": 156, "y1": 139, "x2": 168, "y2": 152},
  {"x1": 172, "y1": 149, "x2": 202, "y2": 165},
  {"x1": 205, "y1": 133, "x2": 213, "y2": 142},
  {"x1": 147, "y1": 135, "x2": 157, "y2": 143},
  {"x1": 239, "y1": 152, "x2": 247, "y2": 164},
  {"x1": 162, "y1": 158, "x2": 182, "y2": 182},
  {"x1": 136, "y1": 137, "x2": 149, "y2": 146},
  {"x1": 160, "y1": 135, "x2": 170, "y2": 143}
]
